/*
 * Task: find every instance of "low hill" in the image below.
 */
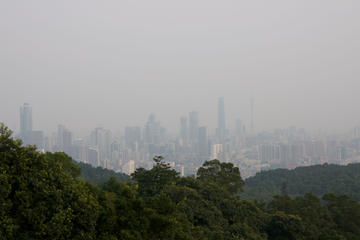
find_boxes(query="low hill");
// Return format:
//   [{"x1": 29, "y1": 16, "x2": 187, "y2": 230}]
[
  {"x1": 242, "y1": 163, "x2": 360, "y2": 201},
  {"x1": 73, "y1": 161, "x2": 130, "y2": 185}
]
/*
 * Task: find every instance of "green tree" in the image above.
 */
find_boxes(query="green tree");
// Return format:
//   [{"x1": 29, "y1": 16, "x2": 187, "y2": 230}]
[
  {"x1": 131, "y1": 156, "x2": 179, "y2": 198},
  {"x1": 266, "y1": 212, "x2": 305, "y2": 240},
  {"x1": 0, "y1": 123, "x2": 99, "y2": 240},
  {"x1": 197, "y1": 159, "x2": 244, "y2": 194},
  {"x1": 97, "y1": 178, "x2": 149, "y2": 240},
  {"x1": 323, "y1": 194, "x2": 360, "y2": 240}
]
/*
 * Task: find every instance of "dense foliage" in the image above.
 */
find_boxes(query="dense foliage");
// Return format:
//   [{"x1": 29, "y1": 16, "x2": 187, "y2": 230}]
[
  {"x1": 1, "y1": 123, "x2": 360, "y2": 240},
  {"x1": 0, "y1": 124, "x2": 99, "y2": 240},
  {"x1": 73, "y1": 161, "x2": 129, "y2": 185},
  {"x1": 243, "y1": 163, "x2": 360, "y2": 202}
]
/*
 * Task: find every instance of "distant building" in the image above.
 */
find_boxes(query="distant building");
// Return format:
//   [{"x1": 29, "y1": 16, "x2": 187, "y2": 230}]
[
  {"x1": 211, "y1": 144, "x2": 223, "y2": 160},
  {"x1": 19, "y1": 103, "x2": 45, "y2": 149},
  {"x1": 337, "y1": 147, "x2": 346, "y2": 161},
  {"x1": 189, "y1": 111, "x2": 199, "y2": 143},
  {"x1": 28, "y1": 130, "x2": 44, "y2": 150},
  {"x1": 53, "y1": 124, "x2": 73, "y2": 154},
  {"x1": 198, "y1": 126, "x2": 209, "y2": 157},
  {"x1": 87, "y1": 147, "x2": 99, "y2": 167},
  {"x1": 62, "y1": 129, "x2": 73, "y2": 155},
  {"x1": 354, "y1": 127, "x2": 360, "y2": 139},
  {"x1": 125, "y1": 126, "x2": 141, "y2": 151},
  {"x1": 259, "y1": 144, "x2": 280, "y2": 164},
  {"x1": 19, "y1": 103, "x2": 33, "y2": 144},
  {"x1": 216, "y1": 97, "x2": 226, "y2": 143},
  {"x1": 180, "y1": 117, "x2": 188, "y2": 144},
  {"x1": 56, "y1": 124, "x2": 66, "y2": 151},
  {"x1": 90, "y1": 127, "x2": 112, "y2": 167},
  {"x1": 20, "y1": 103, "x2": 32, "y2": 136},
  {"x1": 70, "y1": 144, "x2": 87, "y2": 163},
  {"x1": 122, "y1": 160, "x2": 135, "y2": 175},
  {"x1": 180, "y1": 166, "x2": 185, "y2": 177},
  {"x1": 144, "y1": 114, "x2": 162, "y2": 144}
]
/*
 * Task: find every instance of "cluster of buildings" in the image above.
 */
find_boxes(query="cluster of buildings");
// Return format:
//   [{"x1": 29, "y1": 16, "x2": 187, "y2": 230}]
[{"x1": 17, "y1": 101, "x2": 360, "y2": 178}]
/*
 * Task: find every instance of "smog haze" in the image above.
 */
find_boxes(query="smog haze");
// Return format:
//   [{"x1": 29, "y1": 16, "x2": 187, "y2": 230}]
[{"x1": 1, "y1": 0, "x2": 359, "y2": 135}]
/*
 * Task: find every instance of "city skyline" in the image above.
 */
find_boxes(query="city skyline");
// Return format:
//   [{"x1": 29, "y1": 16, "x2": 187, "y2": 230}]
[
  {"x1": 6, "y1": 98, "x2": 360, "y2": 138},
  {"x1": 11, "y1": 102, "x2": 360, "y2": 178}
]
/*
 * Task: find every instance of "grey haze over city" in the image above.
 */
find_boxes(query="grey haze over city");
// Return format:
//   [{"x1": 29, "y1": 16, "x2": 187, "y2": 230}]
[{"x1": 1, "y1": 0, "x2": 360, "y2": 137}]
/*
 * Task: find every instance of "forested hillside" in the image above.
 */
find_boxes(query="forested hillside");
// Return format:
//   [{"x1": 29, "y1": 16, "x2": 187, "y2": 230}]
[
  {"x1": 73, "y1": 161, "x2": 129, "y2": 185},
  {"x1": 243, "y1": 163, "x2": 360, "y2": 201},
  {"x1": 2, "y1": 123, "x2": 360, "y2": 240}
]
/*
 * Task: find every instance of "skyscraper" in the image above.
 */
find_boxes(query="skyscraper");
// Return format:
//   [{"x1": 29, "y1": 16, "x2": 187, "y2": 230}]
[
  {"x1": 28, "y1": 130, "x2": 44, "y2": 150},
  {"x1": 125, "y1": 126, "x2": 141, "y2": 151},
  {"x1": 56, "y1": 124, "x2": 65, "y2": 151},
  {"x1": 235, "y1": 119, "x2": 242, "y2": 136},
  {"x1": 144, "y1": 114, "x2": 161, "y2": 144},
  {"x1": 189, "y1": 111, "x2": 199, "y2": 143},
  {"x1": 90, "y1": 127, "x2": 112, "y2": 167},
  {"x1": 234, "y1": 118, "x2": 244, "y2": 150},
  {"x1": 180, "y1": 117, "x2": 188, "y2": 143},
  {"x1": 216, "y1": 97, "x2": 226, "y2": 142},
  {"x1": 62, "y1": 128, "x2": 73, "y2": 155},
  {"x1": 198, "y1": 126, "x2": 208, "y2": 157},
  {"x1": 20, "y1": 103, "x2": 32, "y2": 137}
]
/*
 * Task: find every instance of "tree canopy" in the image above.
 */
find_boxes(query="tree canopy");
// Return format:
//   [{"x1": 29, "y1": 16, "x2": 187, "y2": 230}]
[
  {"x1": 243, "y1": 163, "x2": 360, "y2": 202},
  {"x1": 197, "y1": 159, "x2": 244, "y2": 194},
  {"x1": 73, "y1": 160, "x2": 129, "y2": 185}
]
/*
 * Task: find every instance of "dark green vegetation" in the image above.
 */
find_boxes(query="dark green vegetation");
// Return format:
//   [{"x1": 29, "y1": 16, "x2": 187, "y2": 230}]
[
  {"x1": 73, "y1": 161, "x2": 129, "y2": 185},
  {"x1": 1, "y1": 123, "x2": 360, "y2": 240},
  {"x1": 243, "y1": 163, "x2": 360, "y2": 202}
]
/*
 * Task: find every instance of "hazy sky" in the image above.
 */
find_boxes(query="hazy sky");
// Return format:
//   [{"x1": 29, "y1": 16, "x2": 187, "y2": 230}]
[{"x1": 1, "y1": 0, "x2": 359, "y2": 136}]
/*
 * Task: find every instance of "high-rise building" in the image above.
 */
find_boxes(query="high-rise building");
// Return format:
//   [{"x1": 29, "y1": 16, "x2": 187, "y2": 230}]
[
  {"x1": 55, "y1": 124, "x2": 73, "y2": 153},
  {"x1": 19, "y1": 103, "x2": 44, "y2": 148},
  {"x1": 110, "y1": 140, "x2": 122, "y2": 170},
  {"x1": 125, "y1": 126, "x2": 141, "y2": 151},
  {"x1": 235, "y1": 119, "x2": 242, "y2": 137},
  {"x1": 87, "y1": 147, "x2": 99, "y2": 166},
  {"x1": 56, "y1": 124, "x2": 65, "y2": 151},
  {"x1": 354, "y1": 126, "x2": 360, "y2": 139},
  {"x1": 198, "y1": 126, "x2": 208, "y2": 157},
  {"x1": 189, "y1": 111, "x2": 199, "y2": 143},
  {"x1": 90, "y1": 127, "x2": 112, "y2": 167},
  {"x1": 122, "y1": 160, "x2": 135, "y2": 175},
  {"x1": 70, "y1": 139, "x2": 87, "y2": 163},
  {"x1": 180, "y1": 117, "x2": 188, "y2": 143},
  {"x1": 234, "y1": 118, "x2": 244, "y2": 149},
  {"x1": 62, "y1": 128, "x2": 73, "y2": 155},
  {"x1": 20, "y1": 103, "x2": 33, "y2": 141},
  {"x1": 144, "y1": 114, "x2": 161, "y2": 144},
  {"x1": 259, "y1": 144, "x2": 280, "y2": 164},
  {"x1": 28, "y1": 130, "x2": 44, "y2": 150},
  {"x1": 216, "y1": 97, "x2": 226, "y2": 142},
  {"x1": 211, "y1": 144, "x2": 223, "y2": 160},
  {"x1": 326, "y1": 140, "x2": 338, "y2": 163}
]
